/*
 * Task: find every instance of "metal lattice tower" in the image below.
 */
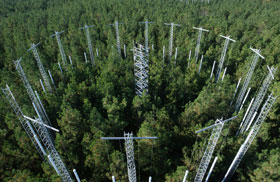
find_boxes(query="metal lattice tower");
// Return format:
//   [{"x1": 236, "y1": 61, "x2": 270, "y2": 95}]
[
  {"x1": 139, "y1": 20, "x2": 153, "y2": 56},
  {"x1": 51, "y1": 31, "x2": 67, "y2": 65},
  {"x1": 215, "y1": 35, "x2": 236, "y2": 82},
  {"x1": 28, "y1": 43, "x2": 52, "y2": 93},
  {"x1": 222, "y1": 94, "x2": 276, "y2": 182},
  {"x1": 164, "y1": 23, "x2": 180, "y2": 61},
  {"x1": 193, "y1": 27, "x2": 209, "y2": 63},
  {"x1": 32, "y1": 103, "x2": 72, "y2": 182},
  {"x1": 194, "y1": 119, "x2": 223, "y2": 182},
  {"x1": 238, "y1": 66, "x2": 276, "y2": 134},
  {"x1": 194, "y1": 116, "x2": 237, "y2": 182},
  {"x1": 80, "y1": 25, "x2": 95, "y2": 66},
  {"x1": 14, "y1": 58, "x2": 52, "y2": 128},
  {"x1": 124, "y1": 132, "x2": 137, "y2": 182},
  {"x1": 133, "y1": 44, "x2": 148, "y2": 96},
  {"x1": 1, "y1": 85, "x2": 72, "y2": 182},
  {"x1": 1, "y1": 84, "x2": 45, "y2": 158},
  {"x1": 101, "y1": 135, "x2": 157, "y2": 182},
  {"x1": 235, "y1": 48, "x2": 264, "y2": 112},
  {"x1": 109, "y1": 21, "x2": 123, "y2": 55}
]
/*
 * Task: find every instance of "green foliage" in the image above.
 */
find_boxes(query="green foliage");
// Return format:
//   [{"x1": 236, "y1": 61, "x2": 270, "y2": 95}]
[{"x1": 0, "y1": 0, "x2": 280, "y2": 181}]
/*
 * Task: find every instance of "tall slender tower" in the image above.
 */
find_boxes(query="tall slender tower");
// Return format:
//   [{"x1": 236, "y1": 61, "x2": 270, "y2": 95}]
[
  {"x1": 51, "y1": 31, "x2": 67, "y2": 65},
  {"x1": 139, "y1": 20, "x2": 153, "y2": 56},
  {"x1": 215, "y1": 35, "x2": 236, "y2": 82},
  {"x1": 193, "y1": 27, "x2": 209, "y2": 63},
  {"x1": 164, "y1": 23, "x2": 180, "y2": 61},
  {"x1": 28, "y1": 43, "x2": 52, "y2": 93},
  {"x1": 79, "y1": 25, "x2": 95, "y2": 66}
]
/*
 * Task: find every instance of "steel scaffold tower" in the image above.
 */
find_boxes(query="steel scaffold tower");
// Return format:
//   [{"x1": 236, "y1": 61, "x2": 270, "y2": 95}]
[
  {"x1": 79, "y1": 25, "x2": 95, "y2": 66},
  {"x1": 28, "y1": 43, "x2": 52, "y2": 93},
  {"x1": 238, "y1": 66, "x2": 276, "y2": 134},
  {"x1": 51, "y1": 31, "x2": 67, "y2": 65},
  {"x1": 222, "y1": 94, "x2": 276, "y2": 182},
  {"x1": 109, "y1": 21, "x2": 123, "y2": 56},
  {"x1": 139, "y1": 20, "x2": 153, "y2": 56},
  {"x1": 194, "y1": 116, "x2": 237, "y2": 182},
  {"x1": 215, "y1": 35, "x2": 236, "y2": 82},
  {"x1": 133, "y1": 44, "x2": 148, "y2": 96},
  {"x1": 2, "y1": 85, "x2": 72, "y2": 182},
  {"x1": 14, "y1": 58, "x2": 52, "y2": 128},
  {"x1": 193, "y1": 27, "x2": 209, "y2": 63},
  {"x1": 124, "y1": 132, "x2": 137, "y2": 182},
  {"x1": 235, "y1": 48, "x2": 264, "y2": 112},
  {"x1": 164, "y1": 22, "x2": 180, "y2": 61}
]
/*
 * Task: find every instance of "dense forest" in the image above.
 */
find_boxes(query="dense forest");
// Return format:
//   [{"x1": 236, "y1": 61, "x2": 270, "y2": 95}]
[{"x1": 0, "y1": 0, "x2": 280, "y2": 181}]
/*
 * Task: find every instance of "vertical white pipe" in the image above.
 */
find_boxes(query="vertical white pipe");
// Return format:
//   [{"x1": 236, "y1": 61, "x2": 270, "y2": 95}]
[
  {"x1": 182, "y1": 170, "x2": 189, "y2": 182},
  {"x1": 73, "y1": 169, "x2": 81, "y2": 182},
  {"x1": 205, "y1": 156, "x2": 218, "y2": 182},
  {"x1": 210, "y1": 61, "x2": 216, "y2": 79}
]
